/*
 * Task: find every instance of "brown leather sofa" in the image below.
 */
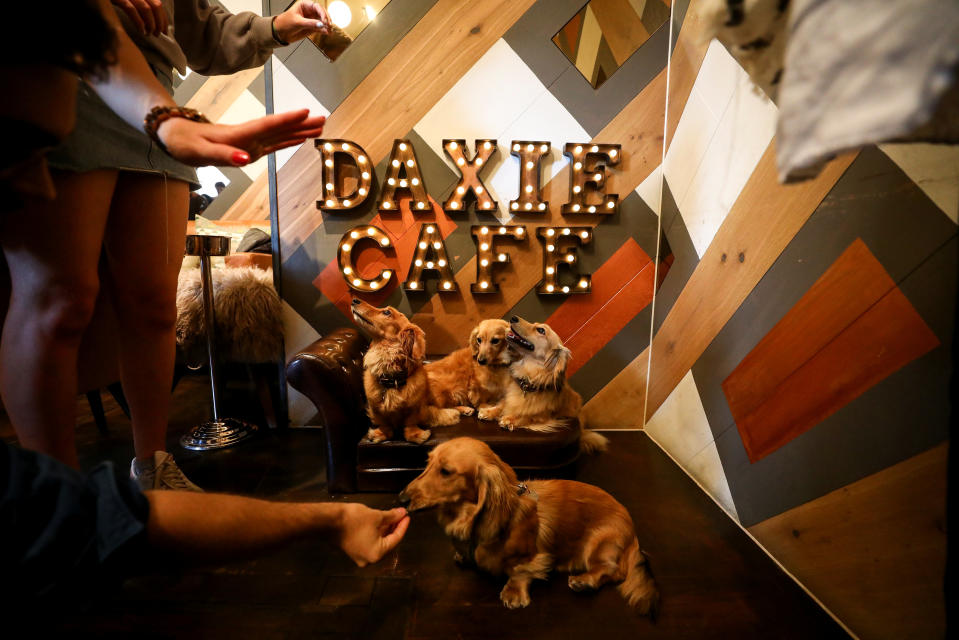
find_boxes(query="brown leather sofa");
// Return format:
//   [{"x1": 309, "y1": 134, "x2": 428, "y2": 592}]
[{"x1": 285, "y1": 327, "x2": 583, "y2": 493}]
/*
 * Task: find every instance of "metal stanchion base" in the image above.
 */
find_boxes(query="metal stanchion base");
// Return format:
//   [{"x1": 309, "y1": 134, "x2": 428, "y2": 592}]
[{"x1": 180, "y1": 418, "x2": 258, "y2": 451}]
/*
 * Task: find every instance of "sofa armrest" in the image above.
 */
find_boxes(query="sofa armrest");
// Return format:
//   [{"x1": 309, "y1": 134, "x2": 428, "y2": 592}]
[{"x1": 286, "y1": 327, "x2": 369, "y2": 492}]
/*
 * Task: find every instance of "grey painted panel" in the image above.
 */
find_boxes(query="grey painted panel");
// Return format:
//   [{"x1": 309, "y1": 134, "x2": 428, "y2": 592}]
[
  {"x1": 570, "y1": 305, "x2": 653, "y2": 402},
  {"x1": 199, "y1": 167, "x2": 252, "y2": 220},
  {"x1": 653, "y1": 181, "x2": 698, "y2": 333}
]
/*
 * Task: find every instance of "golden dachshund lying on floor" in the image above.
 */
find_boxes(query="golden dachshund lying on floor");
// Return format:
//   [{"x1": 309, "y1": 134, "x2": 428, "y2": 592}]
[
  {"x1": 425, "y1": 318, "x2": 514, "y2": 417},
  {"x1": 350, "y1": 299, "x2": 459, "y2": 444},
  {"x1": 400, "y1": 438, "x2": 659, "y2": 615},
  {"x1": 479, "y1": 315, "x2": 608, "y2": 453}
]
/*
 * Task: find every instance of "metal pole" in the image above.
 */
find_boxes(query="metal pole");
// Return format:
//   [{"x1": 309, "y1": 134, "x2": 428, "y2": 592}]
[{"x1": 199, "y1": 249, "x2": 220, "y2": 420}]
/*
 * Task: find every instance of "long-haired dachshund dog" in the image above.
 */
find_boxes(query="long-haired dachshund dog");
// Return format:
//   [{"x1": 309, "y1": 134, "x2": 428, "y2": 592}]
[
  {"x1": 478, "y1": 316, "x2": 608, "y2": 453},
  {"x1": 400, "y1": 438, "x2": 659, "y2": 615},
  {"x1": 425, "y1": 319, "x2": 514, "y2": 416},
  {"x1": 351, "y1": 299, "x2": 459, "y2": 444}
]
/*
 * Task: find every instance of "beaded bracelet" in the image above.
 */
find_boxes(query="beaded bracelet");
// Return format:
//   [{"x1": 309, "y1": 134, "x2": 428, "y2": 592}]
[{"x1": 143, "y1": 105, "x2": 210, "y2": 153}]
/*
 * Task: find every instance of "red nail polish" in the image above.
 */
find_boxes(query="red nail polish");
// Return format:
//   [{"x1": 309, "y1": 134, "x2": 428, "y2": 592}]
[{"x1": 232, "y1": 151, "x2": 250, "y2": 165}]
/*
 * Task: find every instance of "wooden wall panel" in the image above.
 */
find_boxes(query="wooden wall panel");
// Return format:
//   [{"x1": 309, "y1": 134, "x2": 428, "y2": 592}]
[{"x1": 749, "y1": 444, "x2": 948, "y2": 640}]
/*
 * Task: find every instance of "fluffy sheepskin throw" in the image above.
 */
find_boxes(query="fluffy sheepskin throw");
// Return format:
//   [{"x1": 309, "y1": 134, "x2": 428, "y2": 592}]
[{"x1": 176, "y1": 267, "x2": 283, "y2": 364}]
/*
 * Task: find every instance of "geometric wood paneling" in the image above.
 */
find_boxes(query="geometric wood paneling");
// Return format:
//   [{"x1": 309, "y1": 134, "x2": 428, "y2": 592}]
[
  {"x1": 722, "y1": 239, "x2": 940, "y2": 462},
  {"x1": 749, "y1": 443, "x2": 947, "y2": 640}
]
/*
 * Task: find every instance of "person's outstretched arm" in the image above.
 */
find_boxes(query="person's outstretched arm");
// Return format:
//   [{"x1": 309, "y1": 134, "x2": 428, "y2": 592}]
[{"x1": 144, "y1": 491, "x2": 410, "y2": 567}]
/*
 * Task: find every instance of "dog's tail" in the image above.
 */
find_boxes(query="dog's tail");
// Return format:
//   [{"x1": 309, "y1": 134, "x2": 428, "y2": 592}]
[
  {"x1": 618, "y1": 537, "x2": 660, "y2": 619},
  {"x1": 517, "y1": 419, "x2": 572, "y2": 433},
  {"x1": 579, "y1": 429, "x2": 609, "y2": 454}
]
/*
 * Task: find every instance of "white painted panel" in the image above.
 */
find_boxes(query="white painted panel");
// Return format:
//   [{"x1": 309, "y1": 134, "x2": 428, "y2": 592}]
[
  {"x1": 644, "y1": 369, "x2": 714, "y2": 465},
  {"x1": 881, "y1": 143, "x2": 959, "y2": 225},
  {"x1": 271, "y1": 56, "x2": 331, "y2": 171},
  {"x1": 635, "y1": 164, "x2": 663, "y2": 216},
  {"x1": 281, "y1": 300, "x2": 322, "y2": 426},
  {"x1": 686, "y1": 440, "x2": 739, "y2": 520}
]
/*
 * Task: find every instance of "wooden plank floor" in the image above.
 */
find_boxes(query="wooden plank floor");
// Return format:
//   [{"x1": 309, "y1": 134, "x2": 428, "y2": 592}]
[{"x1": 2, "y1": 379, "x2": 849, "y2": 639}]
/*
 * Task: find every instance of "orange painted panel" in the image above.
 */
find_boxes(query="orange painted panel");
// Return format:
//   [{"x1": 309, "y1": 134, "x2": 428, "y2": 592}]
[
  {"x1": 564, "y1": 260, "x2": 656, "y2": 377},
  {"x1": 724, "y1": 243, "x2": 940, "y2": 462}
]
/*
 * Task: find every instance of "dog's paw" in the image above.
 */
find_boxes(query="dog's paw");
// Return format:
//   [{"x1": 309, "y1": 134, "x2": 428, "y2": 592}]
[
  {"x1": 367, "y1": 428, "x2": 389, "y2": 443},
  {"x1": 568, "y1": 575, "x2": 598, "y2": 592},
  {"x1": 477, "y1": 406, "x2": 498, "y2": 421},
  {"x1": 457, "y1": 406, "x2": 475, "y2": 417},
  {"x1": 500, "y1": 582, "x2": 531, "y2": 609},
  {"x1": 498, "y1": 416, "x2": 518, "y2": 431},
  {"x1": 453, "y1": 551, "x2": 469, "y2": 566},
  {"x1": 435, "y1": 408, "x2": 460, "y2": 426},
  {"x1": 404, "y1": 427, "x2": 432, "y2": 444}
]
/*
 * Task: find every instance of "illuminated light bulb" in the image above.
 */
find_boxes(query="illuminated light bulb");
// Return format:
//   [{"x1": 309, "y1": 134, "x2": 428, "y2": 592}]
[
  {"x1": 480, "y1": 226, "x2": 489, "y2": 234},
  {"x1": 426, "y1": 225, "x2": 435, "y2": 233},
  {"x1": 388, "y1": 178, "x2": 396, "y2": 186},
  {"x1": 456, "y1": 157, "x2": 465, "y2": 166},
  {"x1": 344, "y1": 266, "x2": 353, "y2": 275},
  {"x1": 438, "y1": 259, "x2": 447, "y2": 267},
  {"x1": 594, "y1": 173, "x2": 602, "y2": 181},
  {"x1": 406, "y1": 159, "x2": 414, "y2": 167},
  {"x1": 409, "y1": 281, "x2": 418, "y2": 289},
  {"x1": 574, "y1": 145, "x2": 583, "y2": 154},
  {"x1": 607, "y1": 201, "x2": 615, "y2": 209},
  {"x1": 400, "y1": 180, "x2": 408, "y2": 188},
  {"x1": 498, "y1": 253, "x2": 507, "y2": 262},
  {"x1": 524, "y1": 202, "x2": 532, "y2": 210},
  {"x1": 419, "y1": 241, "x2": 427, "y2": 250},
  {"x1": 483, "y1": 141, "x2": 491, "y2": 150},
  {"x1": 412, "y1": 178, "x2": 420, "y2": 186},
  {"x1": 383, "y1": 270, "x2": 391, "y2": 278},
  {"x1": 513, "y1": 143, "x2": 520, "y2": 151},
  {"x1": 580, "y1": 231, "x2": 589, "y2": 239},
  {"x1": 480, "y1": 242, "x2": 489, "y2": 251},
  {"x1": 546, "y1": 244, "x2": 555, "y2": 252},
  {"x1": 588, "y1": 206, "x2": 596, "y2": 213},
  {"x1": 538, "y1": 203, "x2": 546, "y2": 211},
  {"x1": 343, "y1": 199, "x2": 352, "y2": 207},
  {"x1": 562, "y1": 228, "x2": 571, "y2": 235},
  {"x1": 391, "y1": 159, "x2": 400, "y2": 168},
  {"x1": 573, "y1": 186, "x2": 581, "y2": 193},
  {"x1": 579, "y1": 279, "x2": 588, "y2": 288},
  {"x1": 546, "y1": 284, "x2": 554, "y2": 292},
  {"x1": 546, "y1": 266, "x2": 554, "y2": 275},
  {"x1": 328, "y1": 0, "x2": 352, "y2": 27},
  {"x1": 566, "y1": 254, "x2": 575, "y2": 263},
  {"x1": 367, "y1": 228, "x2": 376, "y2": 235},
  {"x1": 325, "y1": 159, "x2": 333, "y2": 168},
  {"x1": 382, "y1": 201, "x2": 391, "y2": 208},
  {"x1": 370, "y1": 281, "x2": 379, "y2": 290},
  {"x1": 450, "y1": 201, "x2": 459, "y2": 209},
  {"x1": 572, "y1": 204, "x2": 581, "y2": 212},
  {"x1": 574, "y1": 162, "x2": 582, "y2": 170},
  {"x1": 526, "y1": 143, "x2": 534, "y2": 152},
  {"x1": 476, "y1": 186, "x2": 484, "y2": 194},
  {"x1": 341, "y1": 142, "x2": 349, "y2": 151},
  {"x1": 399, "y1": 142, "x2": 407, "y2": 151},
  {"x1": 326, "y1": 182, "x2": 334, "y2": 190},
  {"x1": 358, "y1": 155, "x2": 367, "y2": 163},
  {"x1": 324, "y1": 142, "x2": 333, "y2": 151},
  {"x1": 483, "y1": 202, "x2": 491, "y2": 209},
  {"x1": 380, "y1": 238, "x2": 389, "y2": 246},
  {"x1": 562, "y1": 286, "x2": 570, "y2": 293},
  {"x1": 475, "y1": 157, "x2": 484, "y2": 166},
  {"x1": 516, "y1": 228, "x2": 524, "y2": 235},
  {"x1": 341, "y1": 243, "x2": 351, "y2": 251},
  {"x1": 498, "y1": 226, "x2": 507, "y2": 234},
  {"x1": 362, "y1": 171, "x2": 370, "y2": 179},
  {"x1": 540, "y1": 144, "x2": 548, "y2": 153},
  {"x1": 358, "y1": 187, "x2": 367, "y2": 196},
  {"x1": 590, "y1": 145, "x2": 598, "y2": 153},
  {"x1": 350, "y1": 231, "x2": 359, "y2": 239},
  {"x1": 546, "y1": 228, "x2": 555, "y2": 237},
  {"x1": 449, "y1": 141, "x2": 458, "y2": 150},
  {"x1": 525, "y1": 185, "x2": 533, "y2": 193},
  {"x1": 609, "y1": 149, "x2": 618, "y2": 158},
  {"x1": 443, "y1": 281, "x2": 452, "y2": 290},
  {"x1": 526, "y1": 161, "x2": 534, "y2": 170},
  {"x1": 480, "y1": 281, "x2": 489, "y2": 289},
  {"x1": 426, "y1": 261, "x2": 434, "y2": 268},
  {"x1": 480, "y1": 258, "x2": 489, "y2": 266},
  {"x1": 457, "y1": 186, "x2": 465, "y2": 194},
  {"x1": 325, "y1": 199, "x2": 334, "y2": 207},
  {"x1": 433, "y1": 241, "x2": 442, "y2": 249},
  {"x1": 511, "y1": 202, "x2": 518, "y2": 210},
  {"x1": 417, "y1": 201, "x2": 426, "y2": 209},
  {"x1": 352, "y1": 278, "x2": 361, "y2": 286},
  {"x1": 415, "y1": 259, "x2": 423, "y2": 267}
]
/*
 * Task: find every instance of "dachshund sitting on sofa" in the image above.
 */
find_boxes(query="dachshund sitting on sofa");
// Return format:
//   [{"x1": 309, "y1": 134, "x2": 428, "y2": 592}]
[
  {"x1": 350, "y1": 299, "x2": 459, "y2": 444},
  {"x1": 400, "y1": 437, "x2": 660, "y2": 615}
]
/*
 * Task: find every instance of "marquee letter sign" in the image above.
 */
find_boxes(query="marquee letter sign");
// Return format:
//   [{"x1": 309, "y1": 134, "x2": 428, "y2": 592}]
[
  {"x1": 338, "y1": 225, "x2": 394, "y2": 291},
  {"x1": 379, "y1": 139, "x2": 431, "y2": 212},
  {"x1": 509, "y1": 141, "x2": 550, "y2": 214},
  {"x1": 442, "y1": 139, "x2": 498, "y2": 213},
  {"x1": 404, "y1": 224, "x2": 458, "y2": 293},
  {"x1": 316, "y1": 139, "x2": 373, "y2": 211},
  {"x1": 536, "y1": 226, "x2": 592, "y2": 295},
  {"x1": 561, "y1": 143, "x2": 621, "y2": 215},
  {"x1": 471, "y1": 225, "x2": 527, "y2": 293}
]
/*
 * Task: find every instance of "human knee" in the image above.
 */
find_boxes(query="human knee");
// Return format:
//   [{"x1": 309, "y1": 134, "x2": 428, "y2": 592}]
[
  {"x1": 26, "y1": 280, "x2": 100, "y2": 343},
  {"x1": 114, "y1": 287, "x2": 178, "y2": 333}
]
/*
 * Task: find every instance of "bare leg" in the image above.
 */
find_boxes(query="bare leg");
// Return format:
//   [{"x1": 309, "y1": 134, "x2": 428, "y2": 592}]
[
  {"x1": 0, "y1": 170, "x2": 117, "y2": 468},
  {"x1": 102, "y1": 172, "x2": 188, "y2": 461}
]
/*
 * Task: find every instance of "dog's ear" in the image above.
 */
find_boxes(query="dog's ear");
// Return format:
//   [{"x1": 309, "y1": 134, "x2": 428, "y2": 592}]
[
  {"x1": 469, "y1": 326, "x2": 480, "y2": 358},
  {"x1": 545, "y1": 345, "x2": 572, "y2": 378},
  {"x1": 399, "y1": 324, "x2": 426, "y2": 368},
  {"x1": 473, "y1": 458, "x2": 516, "y2": 540}
]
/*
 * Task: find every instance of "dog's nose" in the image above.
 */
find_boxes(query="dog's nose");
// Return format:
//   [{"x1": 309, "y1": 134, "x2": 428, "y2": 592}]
[
  {"x1": 397, "y1": 491, "x2": 411, "y2": 506},
  {"x1": 478, "y1": 358, "x2": 487, "y2": 365},
  {"x1": 510, "y1": 316, "x2": 519, "y2": 323},
  {"x1": 351, "y1": 298, "x2": 362, "y2": 306}
]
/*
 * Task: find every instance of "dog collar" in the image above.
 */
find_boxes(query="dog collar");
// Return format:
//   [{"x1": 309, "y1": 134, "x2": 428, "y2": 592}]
[
  {"x1": 513, "y1": 376, "x2": 564, "y2": 393},
  {"x1": 516, "y1": 483, "x2": 538, "y2": 500},
  {"x1": 377, "y1": 371, "x2": 408, "y2": 389}
]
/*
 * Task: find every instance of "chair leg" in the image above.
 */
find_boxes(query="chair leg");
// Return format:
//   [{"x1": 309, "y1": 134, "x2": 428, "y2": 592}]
[
  {"x1": 86, "y1": 390, "x2": 109, "y2": 435},
  {"x1": 106, "y1": 382, "x2": 131, "y2": 419}
]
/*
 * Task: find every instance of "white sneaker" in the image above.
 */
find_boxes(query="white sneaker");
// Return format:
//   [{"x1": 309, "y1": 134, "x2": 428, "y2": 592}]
[{"x1": 130, "y1": 451, "x2": 203, "y2": 492}]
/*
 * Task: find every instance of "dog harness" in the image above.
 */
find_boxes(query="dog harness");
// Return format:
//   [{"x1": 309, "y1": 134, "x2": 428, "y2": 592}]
[
  {"x1": 513, "y1": 376, "x2": 564, "y2": 393},
  {"x1": 376, "y1": 371, "x2": 408, "y2": 389}
]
